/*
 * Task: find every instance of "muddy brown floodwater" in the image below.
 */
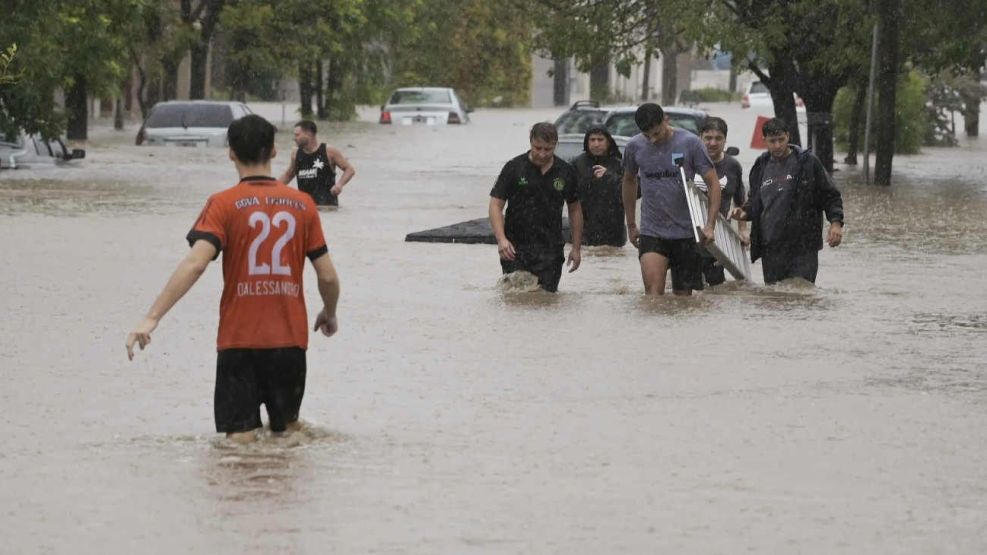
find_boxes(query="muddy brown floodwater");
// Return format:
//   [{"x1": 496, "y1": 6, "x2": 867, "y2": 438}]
[{"x1": 1, "y1": 103, "x2": 986, "y2": 553}]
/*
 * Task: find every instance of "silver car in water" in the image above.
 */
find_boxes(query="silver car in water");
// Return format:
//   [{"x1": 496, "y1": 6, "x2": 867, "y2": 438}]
[
  {"x1": 136, "y1": 101, "x2": 252, "y2": 147},
  {"x1": 0, "y1": 131, "x2": 85, "y2": 169},
  {"x1": 379, "y1": 87, "x2": 472, "y2": 125}
]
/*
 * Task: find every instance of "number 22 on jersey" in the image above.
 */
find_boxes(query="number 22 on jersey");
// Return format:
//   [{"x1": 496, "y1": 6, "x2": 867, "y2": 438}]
[{"x1": 247, "y1": 211, "x2": 296, "y2": 276}]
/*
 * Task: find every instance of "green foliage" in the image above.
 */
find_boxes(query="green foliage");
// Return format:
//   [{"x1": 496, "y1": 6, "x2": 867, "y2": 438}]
[
  {"x1": 0, "y1": 0, "x2": 142, "y2": 138},
  {"x1": 834, "y1": 70, "x2": 930, "y2": 154},
  {"x1": 679, "y1": 87, "x2": 739, "y2": 103},
  {"x1": 0, "y1": 44, "x2": 18, "y2": 86},
  {"x1": 218, "y1": 0, "x2": 281, "y2": 100},
  {"x1": 390, "y1": 0, "x2": 532, "y2": 107}
]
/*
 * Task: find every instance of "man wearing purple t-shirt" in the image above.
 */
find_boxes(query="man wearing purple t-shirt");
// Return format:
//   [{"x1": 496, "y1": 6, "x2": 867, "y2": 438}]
[{"x1": 621, "y1": 103, "x2": 721, "y2": 296}]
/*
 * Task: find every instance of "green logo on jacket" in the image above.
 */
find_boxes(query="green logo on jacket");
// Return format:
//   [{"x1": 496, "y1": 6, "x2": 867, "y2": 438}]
[
  {"x1": 517, "y1": 177, "x2": 528, "y2": 187},
  {"x1": 553, "y1": 177, "x2": 565, "y2": 191}
]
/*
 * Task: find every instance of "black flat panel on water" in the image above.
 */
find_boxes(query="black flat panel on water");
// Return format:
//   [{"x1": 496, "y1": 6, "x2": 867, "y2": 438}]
[{"x1": 405, "y1": 218, "x2": 572, "y2": 244}]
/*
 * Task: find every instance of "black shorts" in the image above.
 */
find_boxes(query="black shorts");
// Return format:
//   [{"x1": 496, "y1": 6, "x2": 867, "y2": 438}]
[
  {"x1": 215, "y1": 347, "x2": 307, "y2": 434},
  {"x1": 300, "y1": 183, "x2": 338, "y2": 207},
  {"x1": 500, "y1": 246, "x2": 565, "y2": 292},
  {"x1": 761, "y1": 247, "x2": 819, "y2": 284},
  {"x1": 638, "y1": 235, "x2": 704, "y2": 291}
]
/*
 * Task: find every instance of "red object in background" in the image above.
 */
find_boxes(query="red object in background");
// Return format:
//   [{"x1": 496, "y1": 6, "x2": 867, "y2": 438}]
[
  {"x1": 751, "y1": 115, "x2": 770, "y2": 150},
  {"x1": 379, "y1": 111, "x2": 392, "y2": 124}
]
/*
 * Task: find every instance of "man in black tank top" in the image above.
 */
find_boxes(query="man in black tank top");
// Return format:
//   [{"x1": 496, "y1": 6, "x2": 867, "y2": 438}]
[{"x1": 279, "y1": 120, "x2": 356, "y2": 209}]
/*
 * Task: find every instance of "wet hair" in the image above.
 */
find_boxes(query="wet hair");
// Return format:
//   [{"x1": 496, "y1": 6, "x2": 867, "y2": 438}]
[
  {"x1": 700, "y1": 116, "x2": 728, "y2": 137},
  {"x1": 529, "y1": 122, "x2": 559, "y2": 144},
  {"x1": 583, "y1": 126, "x2": 621, "y2": 159},
  {"x1": 634, "y1": 103, "x2": 665, "y2": 132},
  {"x1": 295, "y1": 120, "x2": 317, "y2": 135},
  {"x1": 761, "y1": 117, "x2": 789, "y2": 137},
  {"x1": 227, "y1": 114, "x2": 276, "y2": 165}
]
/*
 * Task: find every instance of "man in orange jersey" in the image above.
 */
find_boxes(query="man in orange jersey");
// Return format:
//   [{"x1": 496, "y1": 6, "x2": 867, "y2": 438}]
[{"x1": 126, "y1": 114, "x2": 341, "y2": 443}]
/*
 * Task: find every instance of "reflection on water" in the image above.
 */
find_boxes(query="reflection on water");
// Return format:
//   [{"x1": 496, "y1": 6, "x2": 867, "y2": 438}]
[{"x1": 204, "y1": 425, "x2": 345, "y2": 504}]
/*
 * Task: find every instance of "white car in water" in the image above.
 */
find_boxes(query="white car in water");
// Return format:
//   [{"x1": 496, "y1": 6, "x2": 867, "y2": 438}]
[
  {"x1": 0, "y1": 131, "x2": 85, "y2": 169},
  {"x1": 136, "y1": 100, "x2": 252, "y2": 147},
  {"x1": 379, "y1": 87, "x2": 472, "y2": 125},
  {"x1": 742, "y1": 80, "x2": 806, "y2": 112}
]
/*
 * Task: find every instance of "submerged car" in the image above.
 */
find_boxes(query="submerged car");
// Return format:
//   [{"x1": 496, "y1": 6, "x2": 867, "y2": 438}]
[
  {"x1": 602, "y1": 106, "x2": 708, "y2": 137},
  {"x1": 742, "y1": 80, "x2": 805, "y2": 111},
  {"x1": 554, "y1": 133, "x2": 630, "y2": 163},
  {"x1": 553, "y1": 101, "x2": 709, "y2": 138},
  {"x1": 136, "y1": 100, "x2": 252, "y2": 146},
  {"x1": 0, "y1": 132, "x2": 85, "y2": 169},
  {"x1": 379, "y1": 87, "x2": 472, "y2": 125}
]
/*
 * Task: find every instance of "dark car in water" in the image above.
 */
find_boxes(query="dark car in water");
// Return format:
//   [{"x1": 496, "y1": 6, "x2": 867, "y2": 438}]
[
  {"x1": 136, "y1": 101, "x2": 252, "y2": 147},
  {"x1": 553, "y1": 100, "x2": 708, "y2": 138}
]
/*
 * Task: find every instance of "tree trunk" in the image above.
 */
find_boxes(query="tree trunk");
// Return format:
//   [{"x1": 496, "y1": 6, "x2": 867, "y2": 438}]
[
  {"x1": 123, "y1": 74, "x2": 133, "y2": 114},
  {"x1": 589, "y1": 60, "x2": 610, "y2": 103},
  {"x1": 798, "y1": 70, "x2": 841, "y2": 171},
  {"x1": 315, "y1": 60, "x2": 326, "y2": 120},
  {"x1": 298, "y1": 64, "x2": 313, "y2": 118},
  {"x1": 874, "y1": 0, "x2": 900, "y2": 186},
  {"x1": 66, "y1": 75, "x2": 88, "y2": 141},
  {"x1": 325, "y1": 58, "x2": 346, "y2": 120},
  {"x1": 962, "y1": 93, "x2": 980, "y2": 137},
  {"x1": 189, "y1": 41, "x2": 209, "y2": 99},
  {"x1": 764, "y1": 56, "x2": 801, "y2": 145},
  {"x1": 845, "y1": 84, "x2": 867, "y2": 165},
  {"x1": 661, "y1": 49, "x2": 677, "y2": 106},
  {"x1": 114, "y1": 96, "x2": 124, "y2": 130},
  {"x1": 161, "y1": 57, "x2": 179, "y2": 101},
  {"x1": 553, "y1": 57, "x2": 569, "y2": 106},
  {"x1": 641, "y1": 48, "x2": 652, "y2": 101},
  {"x1": 729, "y1": 64, "x2": 738, "y2": 95}
]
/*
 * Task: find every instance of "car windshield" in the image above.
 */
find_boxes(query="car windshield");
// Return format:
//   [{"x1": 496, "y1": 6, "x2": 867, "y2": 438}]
[
  {"x1": 553, "y1": 140, "x2": 584, "y2": 163},
  {"x1": 555, "y1": 110, "x2": 605, "y2": 134},
  {"x1": 389, "y1": 90, "x2": 452, "y2": 105},
  {"x1": 606, "y1": 112, "x2": 702, "y2": 137},
  {"x1": 146, "y1": 104, "x2": 234, "y2": 128},
  {"x1": 750, "y1": 81, "x2": 769, "y2": 94}
]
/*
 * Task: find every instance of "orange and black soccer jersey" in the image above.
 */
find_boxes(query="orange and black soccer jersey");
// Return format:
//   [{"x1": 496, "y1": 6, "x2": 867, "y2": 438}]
[{"x1": 187, "y1": 176, "x2": 328, "y2": 350}]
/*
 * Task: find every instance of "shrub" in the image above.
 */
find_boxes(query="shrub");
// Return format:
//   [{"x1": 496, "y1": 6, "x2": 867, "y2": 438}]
[
  {"x1": 834, "y1": 69, "x2": 930, "y2": 155},
  {"x1": 679, "y1": 87, "x2": 739, "y2": 104}
]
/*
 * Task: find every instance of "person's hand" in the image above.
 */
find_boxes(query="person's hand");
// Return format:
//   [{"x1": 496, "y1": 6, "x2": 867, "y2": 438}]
[
  {"x1": 126, "y1": 316, "x2": 159, "y2": 361},
  {"x1": 497, "y1": 238, "x2": 516, "y2": 261},
  {"x1": 567, "y1": 246, "x2": 581, "y2": 273},
  {"x1": 700, "y1": 225, "x2": 715, "y2": 247},
  {"x1": 592, "y1": 165, "x2": 607, "y2": 179},
  {"x1": 314, "y1": 310, "x2": 338, "y2": 337},
  {"x1": 627, "y1": 223, "x2": 640, "y2": 248},
  {"x1": 827, "y1": 221, "x2": 843, "y2": 247},
  {"x1": 730, "y1": 207, "x2": 747, "y2": 221},
  {"x1": 330, "y1": 184, "x2": 343, "y2": 196},
  {"x1": 739, "y1": 231, "x2": 751, "y2": 247}
]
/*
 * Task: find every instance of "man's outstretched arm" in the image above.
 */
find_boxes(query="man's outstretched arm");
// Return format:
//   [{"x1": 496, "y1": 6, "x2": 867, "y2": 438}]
[
  {"x1": 126, "y1": 240, "x2": 217, "y2": 360},
  {"x1": 278, "y1": 149, "x2": 298, "y2": 184},
  {"x1": 311, "y1": 252, "x2": 341, "y2": 337}
]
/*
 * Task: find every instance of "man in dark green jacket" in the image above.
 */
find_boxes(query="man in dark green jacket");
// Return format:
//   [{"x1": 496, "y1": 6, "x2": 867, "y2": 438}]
[{"x1": 732, "y1": 118, "x2": 844, "y2": 284}]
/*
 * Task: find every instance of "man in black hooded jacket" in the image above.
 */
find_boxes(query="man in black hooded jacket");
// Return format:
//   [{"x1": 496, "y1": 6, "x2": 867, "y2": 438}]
[
  {"x1": 732, "y1": 118, "x2": 844, "y2": 284},
  {"x1": 571, "y1": 126, "x2": 626, "y2": 247}
]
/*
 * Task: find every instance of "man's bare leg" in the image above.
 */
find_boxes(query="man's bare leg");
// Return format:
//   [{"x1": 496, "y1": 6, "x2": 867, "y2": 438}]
[{"x1": 640, "y1": 253, "x2": 670, "y2": 295}]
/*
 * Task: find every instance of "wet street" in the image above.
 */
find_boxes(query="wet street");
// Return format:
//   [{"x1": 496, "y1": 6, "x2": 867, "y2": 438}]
[{"x1": 1, "y1": 103, "x2": 986, "y2": 553}]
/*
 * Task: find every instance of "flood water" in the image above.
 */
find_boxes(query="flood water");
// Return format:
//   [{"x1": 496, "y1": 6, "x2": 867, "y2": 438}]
[{"x1": 1, "y1": 103, "x2": 986, "y2": 553}]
